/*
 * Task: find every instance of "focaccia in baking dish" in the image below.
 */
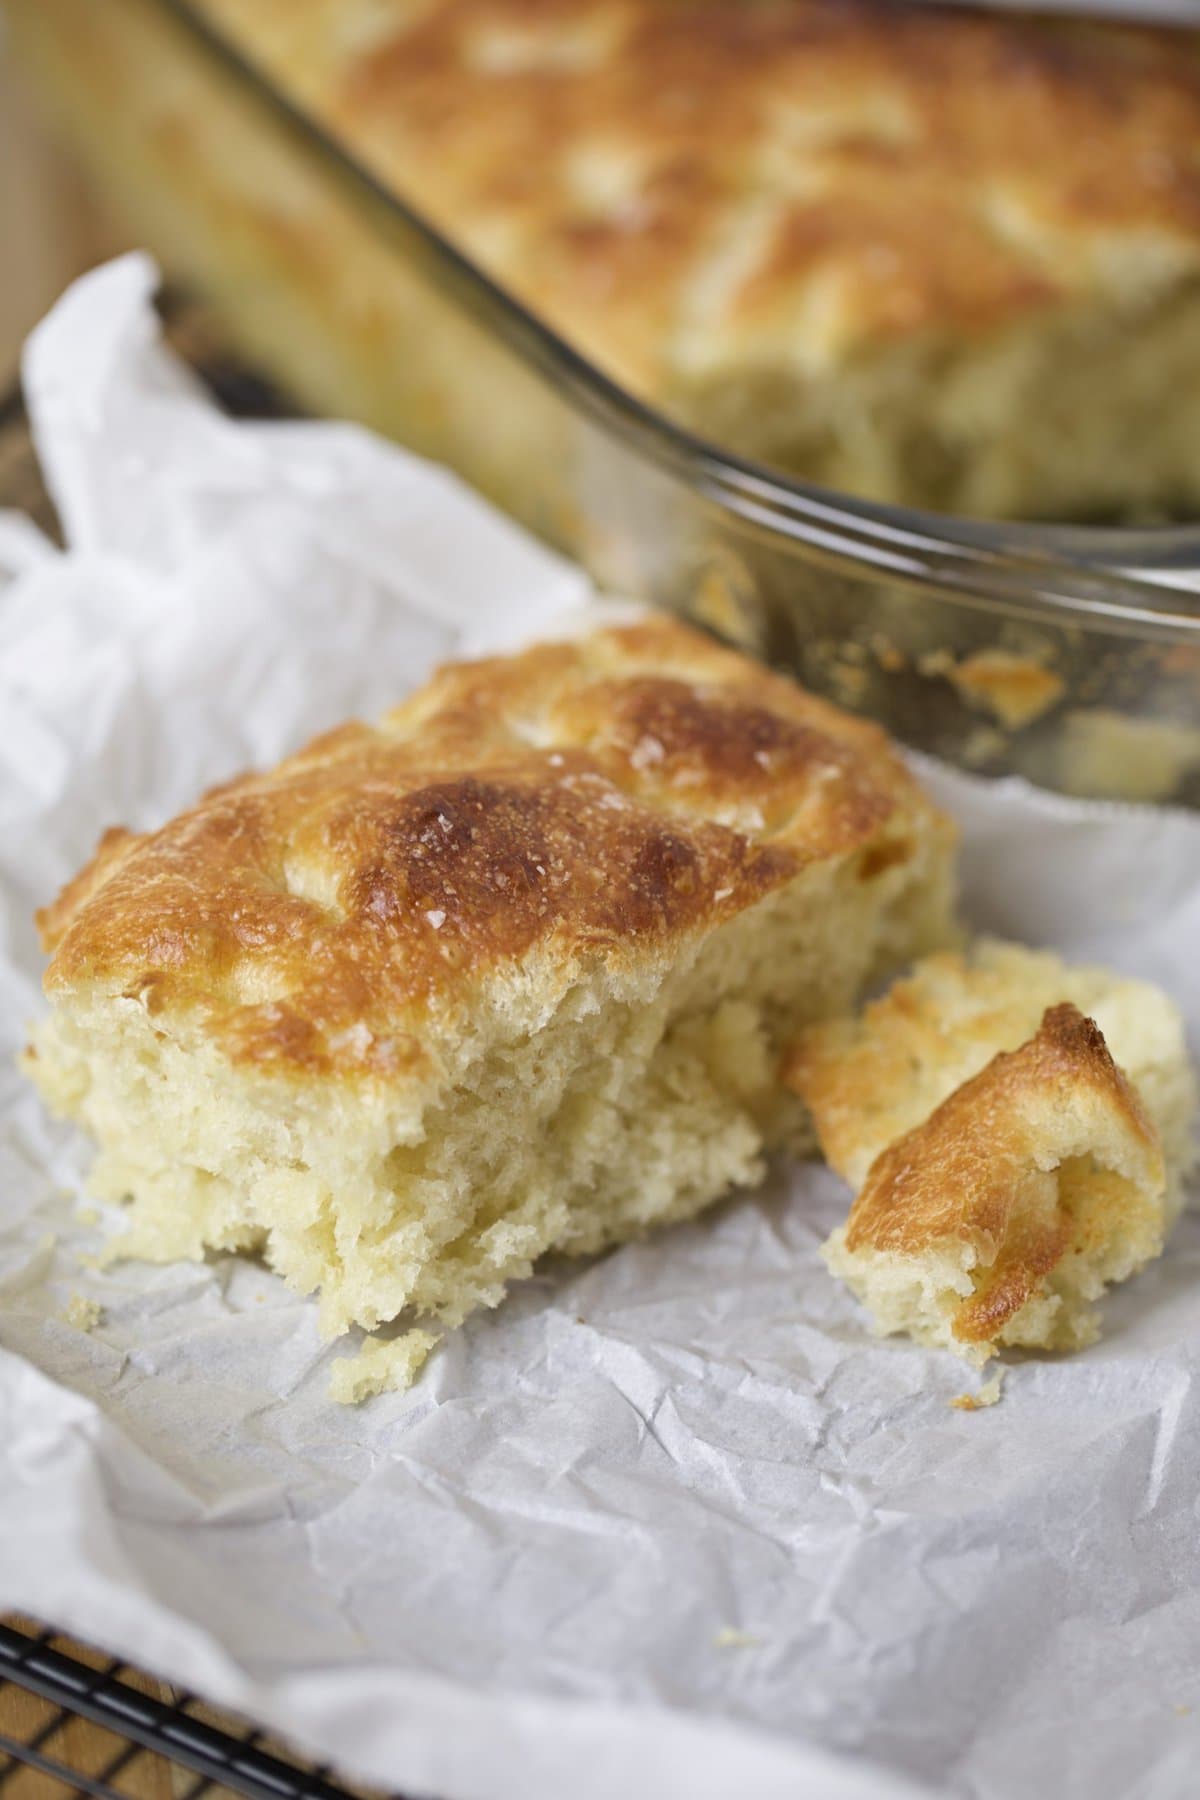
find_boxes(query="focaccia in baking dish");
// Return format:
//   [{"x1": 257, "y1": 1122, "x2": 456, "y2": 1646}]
[{"x1": 193, "y1": 0, "x2": 1200, "y2": 519}]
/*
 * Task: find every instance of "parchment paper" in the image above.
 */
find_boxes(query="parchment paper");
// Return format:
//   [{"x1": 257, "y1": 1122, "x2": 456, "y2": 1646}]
[{"x1": 2, "y1": 256, "x2": 1199, "y2": 1800}]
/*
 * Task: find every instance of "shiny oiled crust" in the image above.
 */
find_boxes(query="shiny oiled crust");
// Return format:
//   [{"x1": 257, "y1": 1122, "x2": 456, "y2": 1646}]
[
  {"x1": 38, "y1": 618, "x2": 944, "y2": 1079},
  {"x1": 842, "y1": 1004, "x2": 1163, "y2": 1345},
  {"x1": 193, "y1": 0, "x2": 1200, "y2": 390}
]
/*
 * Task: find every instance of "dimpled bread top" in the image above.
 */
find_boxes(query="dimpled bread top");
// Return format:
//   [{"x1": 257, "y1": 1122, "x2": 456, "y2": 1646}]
[
  {"x1": 38, "y1": 617, "x2": 947, "y2": 1082},
  {"x1": 194, "y1": 0, "x2": 1200, "y2": 392}
]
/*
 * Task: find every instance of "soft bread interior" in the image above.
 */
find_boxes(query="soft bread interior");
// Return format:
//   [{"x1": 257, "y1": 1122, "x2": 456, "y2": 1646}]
[
  {"x1": 29, "y1": 842, "x2": 952, "y2": 1397},
  {"x1": 825, "y1": 1163, "x2": 1165, "y2": 1364}
]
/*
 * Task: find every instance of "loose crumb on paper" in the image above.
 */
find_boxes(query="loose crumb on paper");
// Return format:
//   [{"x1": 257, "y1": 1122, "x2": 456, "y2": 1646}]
[
  {"x1": 62, "y1": 1295, "x2": 102, "y2": 1332},
  {"x1": 949, "y1": 1370, "x2": 1006, "y2": 1411},
  {"x1": 713, "y1": 1628, "x2": 761, "y2": 1650},
  {"x1": 328, "y1": 1328, "x2": 438, "y2": 1404}
]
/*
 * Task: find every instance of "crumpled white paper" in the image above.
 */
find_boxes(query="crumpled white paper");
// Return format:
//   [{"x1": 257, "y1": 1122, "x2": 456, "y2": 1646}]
[{"x1": 2, "y1": 256, "x2": 1199, "y2": 1800}]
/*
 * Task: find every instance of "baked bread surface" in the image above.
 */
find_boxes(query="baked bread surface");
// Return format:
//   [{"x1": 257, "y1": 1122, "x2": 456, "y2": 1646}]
[
  {"x1": 29, "y1": 617, "x2": 956, "y2": 1396},
  {"x1": 190, "y1": 0, "x2": 1200, "y2": 515},
  {"x1": 787, "y1": 939, "x2": 1196, "y2": 1207},
  {"x1": 39, "y1": 618, "x2": 938, "y2": 1075}
]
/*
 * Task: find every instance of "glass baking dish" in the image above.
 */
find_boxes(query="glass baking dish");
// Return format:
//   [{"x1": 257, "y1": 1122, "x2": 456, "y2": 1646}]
[{"x1": 7, "y1": 0, "x2": 1200, "y2": 804}]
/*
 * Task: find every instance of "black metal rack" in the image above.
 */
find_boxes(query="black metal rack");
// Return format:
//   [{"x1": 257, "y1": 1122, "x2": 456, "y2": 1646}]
[{"x1": 0, "y1": 1621, "x2": 385, "y2": 1799}]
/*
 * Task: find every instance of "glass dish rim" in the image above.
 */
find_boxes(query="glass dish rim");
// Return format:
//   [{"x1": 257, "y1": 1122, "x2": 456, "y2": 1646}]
[{"x1": 157, "y1": 0, "x2": 1200, "y2": 643}]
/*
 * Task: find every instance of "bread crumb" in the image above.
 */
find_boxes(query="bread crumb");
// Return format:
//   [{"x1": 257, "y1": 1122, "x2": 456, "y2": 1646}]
[
  {"x1": 76, "y1": 1205, "x2": 100, "y2": 1227},
  {"x1": 960, "y1": 725, "x2": 1007, "y2": 768},
  {"x1": 328, "y1": 1328, "x2": 438, "y2": 1404},
  {"x1": 870, "y1": 636, "x2": 906, "y2": 674},
  {"x1": 62, "y1": 1295, "x2": 102, "y2": 1332},
  {"x1": 713, "y1": 1628, "x2": 760, "y2": 1649},
  {"x1": 827, "y1": 658, "x2": 869, "y2": 708},
  {"x1": 947, "y1": 651, "x2": 1064, "y2": 730},
  {"x1": 950, "y1": 1370, "x2": 1006, "y2": 1411},
  {"x1": 1058, "y1": 710, "x2": 1200, "y2": 804}
]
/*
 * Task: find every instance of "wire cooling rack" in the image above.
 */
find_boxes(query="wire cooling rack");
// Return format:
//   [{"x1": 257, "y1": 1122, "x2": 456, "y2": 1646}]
[
  {"x1": 1, "y1": 303, "x2": 396, "y2": 1800},
  {"x1": 0, "y1": 1617, "x2": 393, "y2": 1800}
]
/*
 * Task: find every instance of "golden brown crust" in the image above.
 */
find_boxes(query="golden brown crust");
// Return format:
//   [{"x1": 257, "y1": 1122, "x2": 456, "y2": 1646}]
[
  {"x1": 194, "y1": 0, "x2": 1200, "y2": 391},
  {"x1": 787, "y1": 942, "x2": 1107, "y2": 1189},
  {"x1": 36, "y1": 825, "x2": 139, "y2": 951},
  {"x1": 40, "y1": 617, "x2": 943, "y2": 1078},
  {"x1": 843, "y1": 1004, "x2": 1162, "y2": 1345}
]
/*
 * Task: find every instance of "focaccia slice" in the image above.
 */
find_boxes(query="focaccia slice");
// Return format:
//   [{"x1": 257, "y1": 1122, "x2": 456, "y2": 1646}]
[{"x1": 26, "y1": 616, "x2": 956, "y2": 1397}]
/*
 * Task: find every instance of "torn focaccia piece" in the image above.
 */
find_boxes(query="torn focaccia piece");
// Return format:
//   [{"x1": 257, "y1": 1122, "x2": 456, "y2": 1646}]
[
  {"x1": 25, "y1": 616, "x2": 956, "y2": 1400},
  {"x1": 825, "y1": 1004, "x2": 1166, "y2": 1359},
  {"x1": 786, "y1": 942, "x2": 1196, "y2": 1360}
]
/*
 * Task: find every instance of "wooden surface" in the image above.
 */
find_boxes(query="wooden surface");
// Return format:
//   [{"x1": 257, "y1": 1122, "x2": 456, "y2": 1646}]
[
  {"x1": 0, "y1": 1623, "x2": 185, "y2": 1797},
  {"x1": 0, "y1": 47, "x2": 130, "y2": 385}
]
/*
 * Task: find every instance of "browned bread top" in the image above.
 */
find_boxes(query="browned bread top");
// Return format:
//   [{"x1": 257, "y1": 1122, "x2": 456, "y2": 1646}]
[
  {"x1": 195, "y1": 0, "x2": 1200, "y2": 391},
  {"x1": 40, "y1": 617, "x2": 944, "y2": 1080}
]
